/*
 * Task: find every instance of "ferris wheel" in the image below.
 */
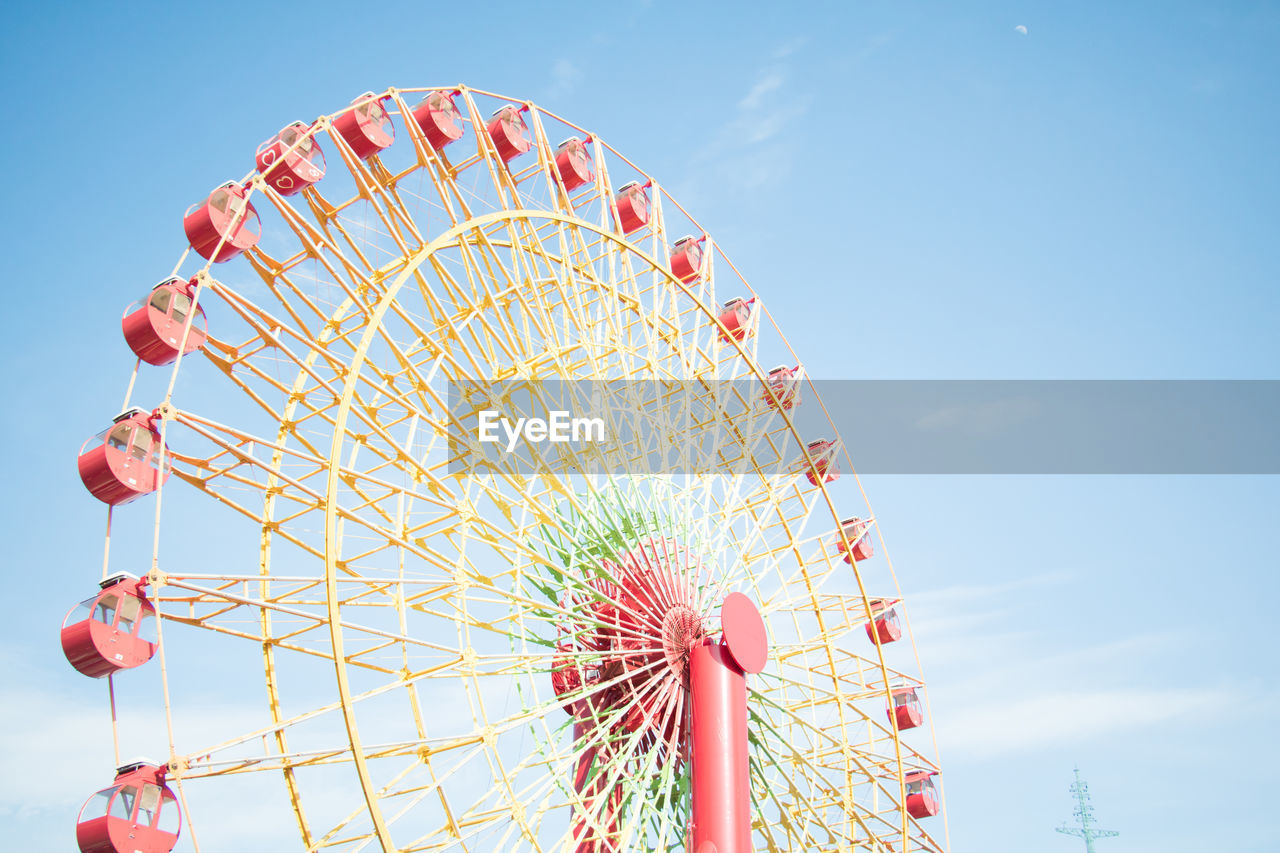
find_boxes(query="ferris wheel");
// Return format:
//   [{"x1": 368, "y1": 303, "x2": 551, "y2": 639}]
[{"x1": 62, "y1": 85, "x2": 947, "y2": 853}]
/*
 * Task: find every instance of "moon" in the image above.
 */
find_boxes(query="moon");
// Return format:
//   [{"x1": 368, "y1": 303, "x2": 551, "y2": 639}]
[{"x1": 1014, "y1": 24, "x2": 1028, "y2": 35}]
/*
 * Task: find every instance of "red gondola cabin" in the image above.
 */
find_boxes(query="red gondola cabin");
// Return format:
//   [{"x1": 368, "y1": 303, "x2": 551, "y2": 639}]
[
  {"x1": 333, "y1": 93, "x2": 395, "y2": 159},
  {"x1": 411, "y1": 90, "x2": 465, "y2": 150},
  {"x1": 804, "y1": 439, "x2": 840, "y2": 486},
  {"x1": 716, "y1": 297, "x2": 752, "y2": 342},
  {"x1": 764, "y1": 365, "x2": 802, "y2": 411},
  {"x1": 487, "y1": 105, "x2": 532, "y2": 162},
  {"x1": 183, "y1": 181, "x2": 261, "y2": 262},
  {"x1": 61, "y1": 573, "x2": 157, "y2": 678},
  {"x1": 78, "y1": 408, "x2": 169, "y2": 505},
  {"x1": 122, "y1": 277, "x2": 206, "y2": 366},
  {"x1": 671, "y1": 235, "x2": 704, "y2": 283},
  {"x1": 888, "y1": 686, "x2": 924, "y2": 730},
  {"x1": 555, "y1": 137, "x2": 594, "y2": 191},
  {"x1": 614, "y1": 181, "x2": 650, "y2": 234},
  {"x1": 838, "y1": 516, "x2": 874, "y2": 563},
  {"x1": 256, "y1": 121, "x2": 326, "y2": 196},
  {"x1": 905, "y1": 770, "x2": 940, "y2": 819},
  {"x1": 76, "y1": 761, "x2": 181, "y2": 853},
  {"x1": 865, "y1": 598, "x2": 903, "y2": 645}
]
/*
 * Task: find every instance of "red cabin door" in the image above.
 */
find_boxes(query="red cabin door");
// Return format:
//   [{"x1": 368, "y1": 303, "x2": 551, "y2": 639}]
[
  {"x1": 157, "y1": 289, "x2": 195, "y2": 345},
  {"x1": 119, "y1": 426, "x2": 155, "y2": 492},
  {"x1": 95, "y1": 592, "x2": 124, "y2": 660},
  {"x1": 119, "y1": 783, "x2": 179, "y2": 853},
  {"x1": 97, "y1": 588, "x2": 154, "y2": 671}
]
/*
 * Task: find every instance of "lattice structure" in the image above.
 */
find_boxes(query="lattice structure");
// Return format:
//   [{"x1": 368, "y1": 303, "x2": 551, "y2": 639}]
[
  {"x1": 1055, "y1": 767, "x2": 1118, "y2": 853},
  {"x1": 70, "y1": 85, "x2": 948, "y2": 852}
]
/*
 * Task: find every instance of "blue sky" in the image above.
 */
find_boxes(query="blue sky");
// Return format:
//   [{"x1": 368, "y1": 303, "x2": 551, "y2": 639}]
[{"x1": 2, "y1": 2, "x2": 1277, "y2": 851}]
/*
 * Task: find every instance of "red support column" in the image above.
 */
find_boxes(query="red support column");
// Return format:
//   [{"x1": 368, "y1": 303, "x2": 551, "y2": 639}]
[{"x1": 690, "y1": 639, "x2": 751, "y2": 853}]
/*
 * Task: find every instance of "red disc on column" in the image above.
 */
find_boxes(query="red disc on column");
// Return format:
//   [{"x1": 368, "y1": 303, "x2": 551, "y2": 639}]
[{"x1": 720, "y1": 592, "x2": 768, "y2": 674}]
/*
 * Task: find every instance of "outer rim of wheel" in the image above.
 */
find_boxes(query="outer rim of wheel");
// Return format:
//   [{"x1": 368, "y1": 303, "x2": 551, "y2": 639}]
[{"x1": 105, "y1": 82, "x2": 945, "y2": 852}]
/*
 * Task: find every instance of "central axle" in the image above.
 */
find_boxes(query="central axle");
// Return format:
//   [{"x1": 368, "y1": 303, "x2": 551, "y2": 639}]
[{"x1": 551, "y1": 538, "x2": 767, "y2": 852}]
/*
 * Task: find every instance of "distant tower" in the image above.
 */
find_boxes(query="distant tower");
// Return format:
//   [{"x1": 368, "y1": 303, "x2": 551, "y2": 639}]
[{"x1": 1056, "y1": 767, "x2": 1118, "y2": 853}]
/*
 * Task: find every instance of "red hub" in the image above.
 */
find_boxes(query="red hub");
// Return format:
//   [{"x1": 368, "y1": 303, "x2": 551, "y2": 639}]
[
  {"x1": 551, "y1": 538, "x2": 770, "y2": 853},
  {"x1": 552, "y1": 537, "x2": 707, "y2": 852},
  {"x1": 552, "y1": 537, "x2": 704, "y2": 751},
  {"x1": 661, "y1": 605, "x2": 703, "y2": 677}
]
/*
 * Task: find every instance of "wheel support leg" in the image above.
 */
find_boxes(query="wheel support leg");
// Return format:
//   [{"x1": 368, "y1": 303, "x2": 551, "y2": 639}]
[{"x1": 690, "y1": 639, "x2": 751, "y2": 853}]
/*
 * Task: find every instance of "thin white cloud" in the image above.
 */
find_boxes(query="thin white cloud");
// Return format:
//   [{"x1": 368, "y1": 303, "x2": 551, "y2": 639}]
[
  {"x1": 738, "y1": 71, "x2": 785, "y2": 111},
  {"x1": 910, "y1": 573, "x2": 1071, "y2": 609},
  {"x1": 727, "y1": 67, "x2": 812, "y2": 151},
  {"x1": 936, "y1": 687, "x2": 1229, "y2": 756},
  {"x1": 837, "y1": 32, "x2": 894, "y2": 70},
  {"x1": 675, "y1": 62, "x2": 813, "y2": 205},
  {"x1": 771, "y1": 37, "x2": 807, "y2": 60},
  {"x1": 915, "y1": 396, "x2": 1041, "y2": 435},
  {"x1": 907, "y1": 575, "x2": 1179, "y2": 675},
  {"x1": 1014, "y1": 24, "x2": 1029, "y2": 35},
  {"x1": 899, "y1": 574, "x2": 1252, "y2": 762},
  {"x1": 546, "y1": 58, "x2": 584, "y2": 102},
  {"x1": 0, "y1": 685, "x2": 111, "y2": 808}
]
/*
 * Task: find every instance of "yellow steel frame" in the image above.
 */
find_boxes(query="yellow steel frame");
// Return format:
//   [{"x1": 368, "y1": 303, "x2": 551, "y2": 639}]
[{"x1": 95, "y1": 85, "x2": 948, "y2": 853}]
